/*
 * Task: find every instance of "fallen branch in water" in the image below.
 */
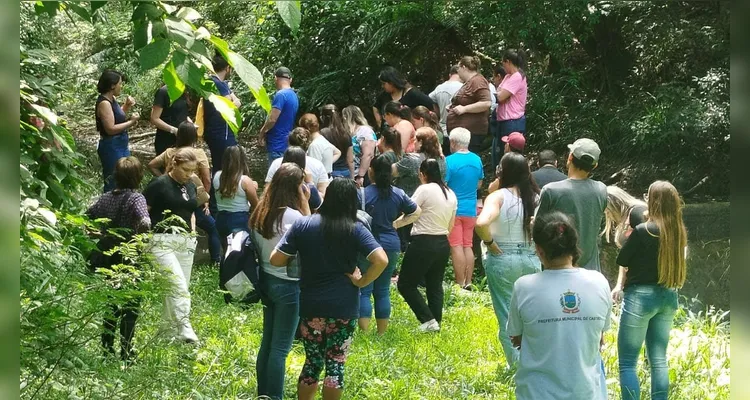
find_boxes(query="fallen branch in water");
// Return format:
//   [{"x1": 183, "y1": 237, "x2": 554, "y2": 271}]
[{"x1": 684, "y1": 176, "x2": 710, "y2": 195}]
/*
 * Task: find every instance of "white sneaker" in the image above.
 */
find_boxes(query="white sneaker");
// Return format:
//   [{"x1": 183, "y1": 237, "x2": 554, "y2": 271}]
[{"x1": 418, "y1": 319, "x2": 440, "y2": 333}]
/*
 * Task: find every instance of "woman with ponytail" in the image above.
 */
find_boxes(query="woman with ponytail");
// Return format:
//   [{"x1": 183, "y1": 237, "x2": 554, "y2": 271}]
[
  {"x1": 358, "y1": 155, "x2": 421, "y2": 334},
  {"x1": 383, "y1": 101, "x2": 417, "y2": 153},
  {"x1": 475, "y1": 152, "x2": 541, "y2": 367},
  {"x1": 507, "y1": 211, "x2": 611, "y2": 399},
  {"x1": 376, "y1": 127, "x2": 403, "y2": 165},
  {"x1": 396, "y1": 159, "x2": 457, "y2": 333},
  {"x1": 614, "y1": 180, "x2": 687, "y2": 400},
  {"x1": 493, "y1": 49, "x2": 528, "y2": 169},
  {"x1": 411, "y1": 105, "x2": 445, "y2": 144}
]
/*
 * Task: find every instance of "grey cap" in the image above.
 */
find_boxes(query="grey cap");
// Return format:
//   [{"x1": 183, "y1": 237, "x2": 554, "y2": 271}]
[
  {"x1": 275, "y1": 67, "x2": 292, "y2": 79},
  {"x1": 567, "y1": 138, "x2": 601, "y2": 164}
]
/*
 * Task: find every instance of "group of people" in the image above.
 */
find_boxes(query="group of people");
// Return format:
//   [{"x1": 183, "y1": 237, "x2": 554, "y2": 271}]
[{"x1": 87, "y1": 51, "x2": 687, "y2": 400}]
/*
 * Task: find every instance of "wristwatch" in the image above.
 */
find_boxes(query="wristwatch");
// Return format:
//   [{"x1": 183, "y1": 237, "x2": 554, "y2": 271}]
[{"x1": 483, "y1": 238, "x2": 495, "y2": 246}]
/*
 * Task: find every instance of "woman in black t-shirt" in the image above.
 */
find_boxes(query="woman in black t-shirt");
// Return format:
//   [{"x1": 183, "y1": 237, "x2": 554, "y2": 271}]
[
  {"x1": 602, "y1": 185, "x2": 648, "y2": 248},
  {"x1": 612, "y1": 180, "x2": 687, "y2": 400},
  {"x1": 144, "y1": 147, "x2": 201, "y2": 344},
  {"x1": 373, "y1": 66, "x2": 435, "y2": 133}
]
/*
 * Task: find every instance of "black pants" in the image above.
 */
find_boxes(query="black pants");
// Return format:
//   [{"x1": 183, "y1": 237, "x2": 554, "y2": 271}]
[
  {"x1": 154, "y1": 131, "x2": 176, "y2": 156},
  {"x1": 397, "y1": 234, "x2": 450, "y2": 324},
  {"x1": 397, "y1": 223, "x2": 413, "y2": 253},
  {"x1": 102, "y1": 297, "x2": 141, "y2": 360}
]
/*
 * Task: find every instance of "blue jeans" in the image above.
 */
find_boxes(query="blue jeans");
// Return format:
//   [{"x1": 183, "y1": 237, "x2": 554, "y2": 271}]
[
  {"x1": 359, "y1": 250, "x2": 399, "y2": 320},
  {"x1": 205, "y1": 130, "x2": 237, "y2": 173},
  {"x1": 257, "y1": 272, "x2": 300, "y2": 400},
  {"x1": 618, "y1": 285, "x2": 678, "y2": 400},
  {"x1": 97, "y1": 134, "x2": 130, "y2": 193},
  {"x1": 484, "y1": 242, "x2": 540, "y2": 367},
  {"x1": 267, "y1": 150, "x2": 285, "y2": 168},
  {"x1": 194, "y1": 207, "x2": 222, "y2": 263},
  {"x1": 215, "y1": 211, "x2": 250, "y2": 238},
  {"x1": 331, "y1": 168, "x2": 351, "y2": 179},
  {"x1": 491, "y1": 116, "x2": 526, "y2": 170}
]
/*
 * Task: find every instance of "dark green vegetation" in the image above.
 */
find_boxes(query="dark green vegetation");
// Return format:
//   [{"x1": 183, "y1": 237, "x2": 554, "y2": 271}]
[{"x1": 20, "y1": 1, "x2": 729, "y2": 399}]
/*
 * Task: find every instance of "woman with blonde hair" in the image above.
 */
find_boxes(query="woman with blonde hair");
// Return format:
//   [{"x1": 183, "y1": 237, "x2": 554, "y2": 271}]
[
  {"x1": 342, "y1": 105, "x2": 377, "y2": 186},
  {"x1": 602, "y1": 185, "x2": 648, "y2": 248},
  {"x1": 614, "y1": 180, "x2": 688, "y2": 400}
]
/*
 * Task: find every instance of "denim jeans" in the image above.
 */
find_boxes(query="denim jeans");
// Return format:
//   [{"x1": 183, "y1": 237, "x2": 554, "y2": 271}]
[
  {"x1": 484, "y1": 242, "x2": 541, "y2": 367},
  {"x1": 268, "y1": 150, "x2": 285, "y2": 168},
  {"x1": 491, "y1": 116, "x2": 526, "y2": 170},
  {"x1": 331, "y1": 168, "x2": 351, "y2": 179},
  {"x1": 97, "y1": 134, "x2": 130, "y2": 193},
  {"x1": 216, "y1": 211, "x2": 250, "y2": 238},
  {"x1": 257, "y1": 272, "x2": 300, "y2": 400},
  {"x1": 618, "y1": 284, "x2": 678, "y2": 400},
  {"x1": 194, "y1": 207, "x2": 222, "y2": 263},
  {"x1": 359, "y1": 250, "x2": 399, "y2": 320}
]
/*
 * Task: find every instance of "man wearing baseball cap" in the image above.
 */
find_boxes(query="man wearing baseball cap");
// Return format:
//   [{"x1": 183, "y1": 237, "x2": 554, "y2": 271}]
[
  {"x1": 501, "y1": 131, "x2": 525, "y2": 154},
  {"x1": 259, "y1": 66, "x2": 299, "y2": 166},
  {"x1": 535, "y1": 138, "x2": 607, "y2": 272}
]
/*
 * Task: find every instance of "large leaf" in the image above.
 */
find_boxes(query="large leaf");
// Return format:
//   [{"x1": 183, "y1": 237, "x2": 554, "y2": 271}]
[
  {"x1": 30, "y1": 104, "x2": 58, "y2": 126},
  {"x1": 175, "y1": 7, "x2": 201, "y2": 21},
  {"x1": 207, "y1": 94, "x2": 241, "y2": 135},
  {"x1": 162, "y1": 60, "x2": 186, "y2": 103},
  {"x1": 275, "y1": 0, "x2": 301, "y2": 34},
  {"x1": 90, "y1": 1, "x2": 106, "y2": 13},
  {"x1": 138, "y1": 39, "x2": 171, "y2": 71},
  {"x1": 225, "y1": 51, "x2": 271, "y2": 112},
  {"x1": 35, "y1": 1, "x2": 59, "y2": 17},
  {"x1": 172, "y1": 51, "x2": 190, "y2": 85},
  {"x1": 133, "y1": 20, "x2": 150, "y2": 51},
  {"x1": 208, "y1": 35, "x2": 230, "y2": 60},
  {"x1": 65, "y1": 2, "x2": 90, "y2": 22},
  {"x1": 132, "y1": 2, "x2": 163, "y2": 21},
  {"x1": 152, "y1": 20, "x2": 168, "y2": 39}
]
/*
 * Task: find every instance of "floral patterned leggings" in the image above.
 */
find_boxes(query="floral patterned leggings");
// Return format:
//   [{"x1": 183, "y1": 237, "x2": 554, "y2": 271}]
[{"x1": 298, "y1": 317, "x2": 357, "y2": 389}]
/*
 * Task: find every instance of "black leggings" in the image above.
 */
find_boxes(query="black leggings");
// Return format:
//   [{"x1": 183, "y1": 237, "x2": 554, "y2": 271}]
[
  {"x1": 397, "y1": 234, "x2": 450, "y2": 324},
  {"x1": 102, "y1": 296, "x2": 140, "y2": 360}
]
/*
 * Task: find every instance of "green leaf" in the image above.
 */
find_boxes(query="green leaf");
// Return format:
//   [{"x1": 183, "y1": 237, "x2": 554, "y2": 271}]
[
  {"x1": 132, "y1": 2, "x2": 163, "y2": 21},
  {"x1": 65, "y1": 2, "x2": 90, "y2": 22},
  {"x1": 176, "y1": 7, "x2": 201, "y2": 21},
  {"x1": 49, "y1": 125, "x2": 74, "y2": 152},
  {"x1": 162, "y1": 60, "x2": 186, "y2": 103},
  {"x1": 35, "y1": 1, "x2": 59, "y2": 17},
  {"x1": 208, "y1": 35, "x2": 230, "y2": 60},
  {"x1": 49, "y1": 162, "x2": 68, "y2": 182},
  {"x1": 275, "y1": 0, "x2": 301, "y2": 34},
  {"x1": 172, "y1": 51, "x2": 190, "y2": 85},
  {"x1": 138, "y1": 39, "x2": 171, "y2": 71},
  {"x1": 152, "y1": 20, "x2": 167, "y2": 39},
  {"x1": 133, "y1": 20, "x2": 149, "y2": 51},
  {"x1": 225, "y1": 51, "x2": 271, "y2": 113},
  {"x1": 168, "y1": 28, "x2": 194, "y2": 50},
  {"x1": 30, "y1": 104, "x2": 58, "y2": 125},
  {"x1": 90, "y1": 1, "x2": 106, "y2": 13},
  {"x1": 160, "y1": 2, "x2": 178, "y2": 14},
  {"x1": 207, "y1": 94, "x2": 241, "y2": 134}
]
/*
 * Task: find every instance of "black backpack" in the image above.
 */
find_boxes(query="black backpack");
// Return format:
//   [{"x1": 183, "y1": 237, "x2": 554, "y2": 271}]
[{"x1": 220, "y1": 230, "x2": 265, "y2": 304}]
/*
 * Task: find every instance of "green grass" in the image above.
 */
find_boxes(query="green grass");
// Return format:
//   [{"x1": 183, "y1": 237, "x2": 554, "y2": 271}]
[{"x1": 38, "y1": 266, "x2": 730, "y2": 399}]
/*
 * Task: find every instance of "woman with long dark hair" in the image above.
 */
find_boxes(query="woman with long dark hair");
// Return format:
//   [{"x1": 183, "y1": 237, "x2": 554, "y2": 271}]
[
  {"x1": 383, "y1": 101, "x2": 416, "y2": 154},
  {"x1": 250, "y1": 162, "x2": 311, "y2": 400},
  {"x1": 319, "y1": 104, "x2": 354, "y2": 178},
  {"x1": 373, "y1": 66, "x2": 435, "y2": 131},
  {"x1": 493, "y1": 49, "x2": 528, "y2": 168},
  {"x1": 615, "y1": 181, "x2": 687, "y2": 400},
  {"x1": 396, "y1": 159, "x2": 457, "y2": 333},
  {"x1": 213, "y1": 146, "x2": 260, "y2": 243},
  {"x1": 95, "y1": 69, "x2": 139, "y2": 192},
  {"x1": 475, "y1": 151, "x2": 541, "y2": 366},
  {"x1": 506, "y1": 211, "x2": 611, "y2": 399},
  {"x1": 376, "y1": 127, "x2": 403, "y2": 165},
  {"x1": 270, "y1": 179, "x2": 388, "y2": 400},
  {"x1": 359, "y1": 156, "x2": 421, "y2": 334}
]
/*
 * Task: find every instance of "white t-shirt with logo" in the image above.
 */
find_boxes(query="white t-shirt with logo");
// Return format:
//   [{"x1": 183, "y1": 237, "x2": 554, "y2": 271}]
[{"x1": 507, "y1": 268, "x2": 612, "y2": 400}]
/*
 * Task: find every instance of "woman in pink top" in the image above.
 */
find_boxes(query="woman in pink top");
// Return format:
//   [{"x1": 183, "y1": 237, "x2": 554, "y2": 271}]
[
  {"x1": 493, "y1": 49, "x2": 528, "y2": 168},
  {"x1": 383, "y1": 101, "x2": 417, "y2": 153}
]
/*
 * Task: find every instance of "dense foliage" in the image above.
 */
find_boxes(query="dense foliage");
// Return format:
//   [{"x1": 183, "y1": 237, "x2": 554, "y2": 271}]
[{"x1": 20, "y1": 1, "x2": 730, "y2": 398}]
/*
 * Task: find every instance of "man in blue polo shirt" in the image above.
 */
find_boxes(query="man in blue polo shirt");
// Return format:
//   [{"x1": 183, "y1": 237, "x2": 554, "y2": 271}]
[{"x1": 258, "y1": 67, "x2": 299, "y2": 166}]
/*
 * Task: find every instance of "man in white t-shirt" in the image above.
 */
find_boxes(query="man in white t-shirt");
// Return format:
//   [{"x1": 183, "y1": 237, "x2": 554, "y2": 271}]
[
  {"x1": 429, "y1": 65, "x2": 464, "y2": 147},
  {"x1": 507, "y1": 267, "x2": 612, "y2": 400},
  {"x1": 265, "y1": 146, "x2": 330, "y2": 196}
]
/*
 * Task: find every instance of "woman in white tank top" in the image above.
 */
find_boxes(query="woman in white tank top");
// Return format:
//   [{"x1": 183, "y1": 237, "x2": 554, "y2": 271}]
[
  {"x1": 475, "y1": 152, "x2": 541, "y2": 368},
  {"x1": 212, "y1": 146, "x2": 260, "y2": 251}
]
